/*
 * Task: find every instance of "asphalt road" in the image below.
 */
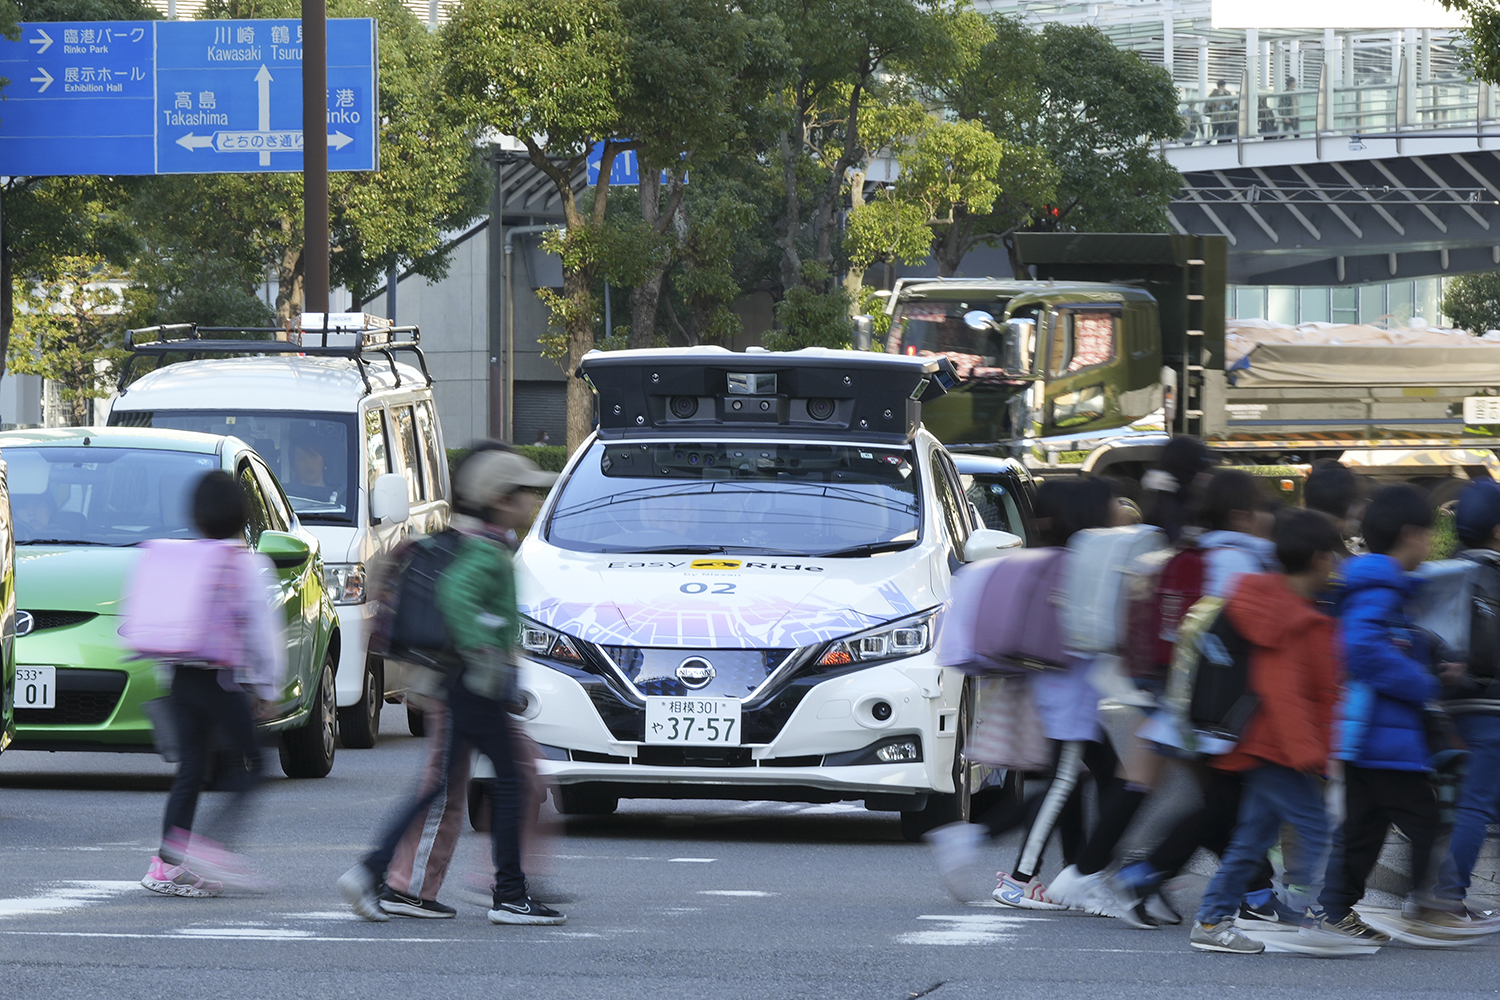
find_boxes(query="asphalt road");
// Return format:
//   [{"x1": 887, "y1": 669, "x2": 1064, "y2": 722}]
[{"x1": 2, "y1": 702, "x2": 1497, "y2": 1000}]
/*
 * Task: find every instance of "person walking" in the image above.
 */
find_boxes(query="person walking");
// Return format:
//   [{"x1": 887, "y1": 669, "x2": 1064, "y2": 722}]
[
  {"x1": 123, "y1": 470, "x2": 285, "y2": 897},
  {"x1": 1188, "y1": 509, "x2": 1343, "y2": 953},
  {"x1": 340, "y1": 449, "x2": 565, "y2": 925}
]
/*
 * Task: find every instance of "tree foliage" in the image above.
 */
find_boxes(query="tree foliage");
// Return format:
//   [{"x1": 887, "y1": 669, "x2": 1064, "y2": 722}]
[{"x1": 1443, "y1": 271, "x2": 1500, "y2": 333}]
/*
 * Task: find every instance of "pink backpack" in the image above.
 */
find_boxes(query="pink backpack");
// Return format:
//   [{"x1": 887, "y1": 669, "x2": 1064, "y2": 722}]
[
  {"x1": 937, "y1": 547, "x2": 1069, "y2": 676},
  {"x1": 120, "y1": 539, "x2": 241, "y2": 663}
]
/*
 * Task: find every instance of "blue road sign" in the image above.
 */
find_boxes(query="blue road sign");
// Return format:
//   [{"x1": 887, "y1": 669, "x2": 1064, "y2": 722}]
[{"x1": 0, "y1": 19, "x2": 377, "y2": 176}]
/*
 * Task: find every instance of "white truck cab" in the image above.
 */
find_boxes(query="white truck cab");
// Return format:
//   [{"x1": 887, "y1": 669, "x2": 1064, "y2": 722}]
[{"x1": 105, "y1": 314, "x2": 451, "y2": 748}]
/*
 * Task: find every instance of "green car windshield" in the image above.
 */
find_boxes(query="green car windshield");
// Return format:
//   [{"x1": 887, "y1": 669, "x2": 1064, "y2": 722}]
[{"x1": 7, "y1": 446, "x2": 220, "y2": 546}]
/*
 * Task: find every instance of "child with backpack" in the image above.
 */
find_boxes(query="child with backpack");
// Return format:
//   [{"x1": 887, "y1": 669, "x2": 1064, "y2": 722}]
[
  {"x1": 1432, "y1": 481, "x2": 1500, "y2": 923},
  {"x1": 1313, "y1": 484, "x2": 1445, "y2": 940},
  {"x1": 1189, "y1": 508, "x2": 1343, "y2": 953},
  {"x1": 123, "y1": 470, "x2": 285, "y2": 897},
  {"x1": 340, "y1": 448, "x2": 564, "y2": 926}
]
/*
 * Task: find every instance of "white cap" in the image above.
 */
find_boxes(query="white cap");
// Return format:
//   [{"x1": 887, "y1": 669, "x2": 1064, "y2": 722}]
[{"x1": 455, "y1": 450, "x2": 558, "y2": 508}]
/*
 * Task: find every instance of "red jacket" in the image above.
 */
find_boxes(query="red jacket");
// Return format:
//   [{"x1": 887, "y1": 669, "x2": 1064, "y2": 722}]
[{"x1": 1215, "y1": 573, "x2": 1340, "y2": 774}]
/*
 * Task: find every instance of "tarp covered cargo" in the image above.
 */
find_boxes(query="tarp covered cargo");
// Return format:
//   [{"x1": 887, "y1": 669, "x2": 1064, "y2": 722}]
[{"x1": 1231, "y1": 343, "x2": 1500, "y2": 387}]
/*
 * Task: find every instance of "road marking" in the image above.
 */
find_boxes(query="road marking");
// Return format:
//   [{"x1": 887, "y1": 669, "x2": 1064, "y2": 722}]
[
  {"x1": 178, "y1": 927, "x2": 318, "y2": 940},
  {"x1": 698, "y1": 890, "x2": 774, "y2": 897},
  {"x1": 898, "y1": 914, "x2": 1041, "y2": 946},
  {"x1": 0, "y1": 880, "x2": 139, "y2": 919},
  {"x1": 668, "y1": 858, "x2": 716, "y2": 863}
]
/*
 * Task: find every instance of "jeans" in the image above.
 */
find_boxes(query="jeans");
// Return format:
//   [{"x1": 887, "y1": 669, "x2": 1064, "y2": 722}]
[
  {"x1": 160, "y1": 666, "x2": 263, "y2": 861},
  {"x1": 1320, "y1": 765, "x2": 1440, "y2": 919},
  {"x1": 1196, "y1": 763, "x2": 1330, "y2": 926},
  {"x1": 365, "y1": 688, "x2": 526, "y2": 901},
  {"x1": 1439, "y1": 714, "x2": 1500, "y2": 902}
]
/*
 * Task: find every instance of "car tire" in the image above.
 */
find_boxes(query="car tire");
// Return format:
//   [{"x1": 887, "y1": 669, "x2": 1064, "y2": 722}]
[
  {"x1": 555, "y1": 783, "x2": 619, "y2": 816},
  {"x1": 280, "y1": 656, "x2": 337, "y2": 779},
  {"x1": 407, "y1": 704, "x2": 426, "y2": 737},
  {"x1": 337, "y1": 656, "x2": 383, "y2": 749},
  {"x1": 468, "y1": 779, "x2": 491, "y2": 832},
  {"x1": 899, "y1": 684, "x2": 972, "y2": 842}
]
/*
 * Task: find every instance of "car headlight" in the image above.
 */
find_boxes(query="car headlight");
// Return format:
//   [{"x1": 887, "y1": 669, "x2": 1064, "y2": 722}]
[
  {"x1": 517, "y1": 616, "x2": 586, "y2": 664},
  {"x1": 323, "y1": 563, "x2": 366, "y2": 605},
  {"x1": 815, "y1": 609, "x2": 938, "y2": 668}
]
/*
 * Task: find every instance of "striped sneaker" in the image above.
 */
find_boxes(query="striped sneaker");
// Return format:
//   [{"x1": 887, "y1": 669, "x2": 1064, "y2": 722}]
[
  {"x1": 141, "y1": 856, "x2": 223, "y2": 898},
  {"x1": 992, "y1": 872, "x2": 1068, "y2": 910}
]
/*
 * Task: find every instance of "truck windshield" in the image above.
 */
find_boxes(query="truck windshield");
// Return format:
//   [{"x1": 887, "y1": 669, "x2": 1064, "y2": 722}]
[
  {"x1": 7, "y1": 446, "x2": 220, "y2": 546},
  {"x1": 109, "y1": 409, "x2": 357, "y2": 523},
  {"x1": 546, "y1": 441, "x2": 921, "y2": 556},
  {"x1": 888, "y1": 300, "x2": 1033, "y2": 382}
]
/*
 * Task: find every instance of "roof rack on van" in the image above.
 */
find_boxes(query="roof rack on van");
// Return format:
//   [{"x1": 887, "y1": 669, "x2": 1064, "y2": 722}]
[{"x1": 118, "y1": 313, "x2": 433, "y2": 395}]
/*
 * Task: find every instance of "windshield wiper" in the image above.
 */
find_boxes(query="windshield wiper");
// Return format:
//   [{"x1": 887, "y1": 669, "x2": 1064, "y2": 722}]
[
  {"x1": 17, "y1": 539, "x2": 113, "y2": 546},
  {"x1": 612, "y1": 544, "x2": 732, "y2": 554},
  {"x1": 811, "y1": 540, "x2": 918, "y2": 558}
]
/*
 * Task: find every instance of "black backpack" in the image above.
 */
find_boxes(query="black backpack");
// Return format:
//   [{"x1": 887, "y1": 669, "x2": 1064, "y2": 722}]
[
  {"x1": 386, "y1": 528, "x2": 465, "y2": 669},
  {"x1": 1462, "y1": 553, "x2": 1500, "y2": 683},
  {"x1": 1186, "y1": 599, "x2": 1260, "y2": 741}
]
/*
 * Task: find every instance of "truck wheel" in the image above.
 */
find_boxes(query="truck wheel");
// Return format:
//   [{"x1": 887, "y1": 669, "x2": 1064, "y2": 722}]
[
  {"x1": 555, "y1": 784, "x2": 619, "y2": 816},
  {"x1": 337, "y1": 656, "x2": 383, "y2": 749},
  {"x1": 280, "y1": 657, "x2": 337, "y2": 779},
  {"x1": 899, "y1": 687, "x2": 972, "y2": 842}
]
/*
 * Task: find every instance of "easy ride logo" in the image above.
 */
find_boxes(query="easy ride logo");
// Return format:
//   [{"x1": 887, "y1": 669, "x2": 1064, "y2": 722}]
[{"x1": 690, "y1": 559, "x2": 742, "y2": 570}]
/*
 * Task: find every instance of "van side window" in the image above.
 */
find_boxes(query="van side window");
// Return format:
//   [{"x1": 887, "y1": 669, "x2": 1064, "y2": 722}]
[
  {"x1": 392, "y1": 404, "x2": 424, "y2": 503},
  {"x1": 238, "y1": 464, "x2": 271, "y2": 545},
  {"x1": 365, "y1": 407, "x2": 391, "y2": 493},
  {"x1": 415, "y1": 400, "x2": 444, "y2": 501}
]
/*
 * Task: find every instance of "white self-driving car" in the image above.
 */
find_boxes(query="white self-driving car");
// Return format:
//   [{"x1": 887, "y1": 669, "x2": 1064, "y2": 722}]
[{"x1": 509, "y1": 346, "x2": 1028, "y2": 839}]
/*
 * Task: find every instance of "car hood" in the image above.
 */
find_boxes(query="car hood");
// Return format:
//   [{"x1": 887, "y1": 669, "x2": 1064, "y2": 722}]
[
  {"x1": 15, "y1": 546, "x2": 138, "y2": 614},
  {"x1": 516, "y1": 543, "x2": 939, "y2": 649}
]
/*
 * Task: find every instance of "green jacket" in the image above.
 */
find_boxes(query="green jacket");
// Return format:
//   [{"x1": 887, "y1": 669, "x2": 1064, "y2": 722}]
[{"x1": 435, "y1": 526, "x2": 518, "y2": 701}]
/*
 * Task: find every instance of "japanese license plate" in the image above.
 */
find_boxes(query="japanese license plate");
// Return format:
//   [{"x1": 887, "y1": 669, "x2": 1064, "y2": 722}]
[
  {"x1": 1464, "y1": 396, "x2": 1500, "y2": 425},
  {"x1": 644, "y1": 697, "x2": 741, "y2": 745},
  {"x1": 17, "y1": 666, "x2": 56, "y2": 709}
]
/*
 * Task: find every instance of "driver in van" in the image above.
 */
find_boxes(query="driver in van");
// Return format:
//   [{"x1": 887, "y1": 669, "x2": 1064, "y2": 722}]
[
  {"x1": 13, "y1": 494, "x2": 55, "y2": 536},
  {"x1": 287, "y1": 435, "x2": 341, "y2": 504}
]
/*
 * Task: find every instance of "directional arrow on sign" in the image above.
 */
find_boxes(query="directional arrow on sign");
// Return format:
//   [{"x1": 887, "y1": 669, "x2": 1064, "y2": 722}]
[
  {"x1": 30, "y1": 66, "x2": 52, "y2": 92},
  {"x1": 175, "y1": 133, "x2": 215, "y2": 151},
  {"x1": 29, "y1": 28, "x2": 53, "y2": 54},
  {"x1": 255, "y1": 64, "x2": 273, "y2": 166},
  {"x1": 328, "y1": 131, "x2": 353, "y2": 150}
]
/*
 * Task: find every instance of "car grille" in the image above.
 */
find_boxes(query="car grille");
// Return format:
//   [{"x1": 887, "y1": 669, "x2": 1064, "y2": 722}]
[
  {"x1": 635, "y1": 745, "x2": 755, "y2": 767},
  {"x1": 599, "y1": 646, "x2": 792, "y2": 698},
  {"x1": 22, "y1": 610, "x2": 99, "y2": 632},
  {"x1": 15, "y1": 668, "x2": 128, "y2": 726}
]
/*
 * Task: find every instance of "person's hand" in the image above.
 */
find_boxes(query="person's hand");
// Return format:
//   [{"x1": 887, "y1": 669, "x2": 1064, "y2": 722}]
[{"x1": 1439, "y1": 661, "x2": 1468, "y2": 684}]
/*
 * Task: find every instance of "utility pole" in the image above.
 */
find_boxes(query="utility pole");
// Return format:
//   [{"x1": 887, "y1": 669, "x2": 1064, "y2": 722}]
[{"x1": 303, "y1": 0, "x2": 329, "y2": 314}]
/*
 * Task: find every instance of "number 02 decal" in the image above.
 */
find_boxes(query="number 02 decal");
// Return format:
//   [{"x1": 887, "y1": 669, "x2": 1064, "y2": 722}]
[{"x1": 680, "y1": 582, "x2": 737, "y2": 595}]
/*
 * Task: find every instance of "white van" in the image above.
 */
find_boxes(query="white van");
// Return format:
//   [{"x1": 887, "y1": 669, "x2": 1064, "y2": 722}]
[{"x1": 105, "y1": 314, "x2": 451, "y2": 748}]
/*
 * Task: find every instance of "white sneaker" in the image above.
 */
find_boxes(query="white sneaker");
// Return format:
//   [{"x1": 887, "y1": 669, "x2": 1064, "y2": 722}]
[
  {"x1": 1047, "y1": 865, "x2": 1108, "y2": 914},
  {"x1": 1094, "y1": 877, "x2": 1158, "y2": 929},
  {"x1": 1145, "y1": 892, "x2": 1183, "y2": 926},
  {"x1": 993, "y1": 871, "x2": 1068, "y2": 910},
  {"x1": 924, "y1": 822, "x2": 986, "y2": 901}
]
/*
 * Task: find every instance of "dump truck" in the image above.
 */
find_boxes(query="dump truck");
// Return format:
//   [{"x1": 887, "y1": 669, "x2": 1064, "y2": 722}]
[{"x1": 879, "y1": 233, "x2": 1500, "y2": 500}]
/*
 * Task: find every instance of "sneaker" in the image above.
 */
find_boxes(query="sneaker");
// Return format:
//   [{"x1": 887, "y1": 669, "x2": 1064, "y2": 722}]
[
  {"x1": 1299, "y1": 909, "x2": 1390, "y2": 945},
  {"x1": 992, "y1": 872, "x2": 1068, "y2": 910},
  {"x1": 337, "y1": 864, "x2": 391, "y2": 922},
  {"x1": 182, "y1": 838, "x2": 271, "y2": 892},
  {"x1": 1047, "y1": 865, "x2": 1107, "y2": 914},
  {"x1": 141, "y1": 856, "x2": 223, "y2": 898},
  {"x1": 1093, "y1": 878, "x2": 1158, "y2": 930},
  {"x1": 488, "y1": 895, "x2": 567, "y2": 926},
  {"x1": 1239, "y1": 895, "x2": 1302, "y2": 925},
  {"x1": 924, "y1": 821, "x2": 986, "y2": 901},
  {"x1": 1146, "y1": 893, "x2": 1182, "y2": 926},
  {"x1": 379, "y1": 886, "x2": 457, "y2": 919},
  {"x1": 1190, "y1": 920, "x2": 1265, "y2": 954}
]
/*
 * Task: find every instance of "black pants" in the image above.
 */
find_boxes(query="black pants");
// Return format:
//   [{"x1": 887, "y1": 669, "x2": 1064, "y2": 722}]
[
  {"x1": 978, "y1": 739, "x2": 1118, "y2": 880},
  {"x1": 1146, "y1": 765, "x2": 1273, "y2": 894},
  {"x1": 365, "y1": 688, "x2": 526, "y2": 902},
  {"x1": 1320, "y1": 765, "x2": 1440, "y2": 919},
  {"x1": 161, "y1": 666, "x2": 263, "y2": 861}
]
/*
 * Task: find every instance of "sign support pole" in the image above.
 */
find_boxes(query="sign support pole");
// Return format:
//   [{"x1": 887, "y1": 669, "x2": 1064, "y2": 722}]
[{"x1": 302, "y1": 0, "x2": 330, "y2": 313}]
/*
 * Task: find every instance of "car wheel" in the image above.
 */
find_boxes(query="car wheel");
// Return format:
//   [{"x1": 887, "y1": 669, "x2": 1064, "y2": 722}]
[
  {"x1": 407, "y1": 704, "x2": 426, "y2": 737},
  {"x1": 280, "y1": 656, "x2": 337, "y2": 779},
  {"x1": 899, "y1": 684, "x2": 972, "y2": 842},
  {"x1": 337, "y1": 656, "x2": 382, "y2": 749},
  {"x1": 555, "y1": 783, "x2": 619, "y2": 816}
]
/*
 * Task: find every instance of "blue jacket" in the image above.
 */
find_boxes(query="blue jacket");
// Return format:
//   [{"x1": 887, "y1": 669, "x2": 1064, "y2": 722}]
[{"x1": 1334, "y1": 553, "x2": 1438, "y2": 771}]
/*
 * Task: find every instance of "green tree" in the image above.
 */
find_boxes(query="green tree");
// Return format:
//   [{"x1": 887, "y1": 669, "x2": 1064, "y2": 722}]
[
  {"x1": 1443, "y1": 272, "x2": 1500, "y2": 333},
  {"x1": 8, "y1": 254, "x2": 132, "y2": 424}
]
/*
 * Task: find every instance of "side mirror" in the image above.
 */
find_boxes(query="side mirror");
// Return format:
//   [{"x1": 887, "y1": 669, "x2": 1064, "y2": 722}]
[
  {"x1": 963, "y1": 528, "x2": 1024, "y2": 562},
  {"x1": 371, "y1": 472, "x2": 410, "y2": 525},
  {"x1": 258, "y1": 530, "x2": 311, "y2": 569},
  {"x1": 852, "y1": 314, "x2": 874, "y2": 351},
  {"x1": 963, "y1": 309, "x2": 996, "y2": 331}
]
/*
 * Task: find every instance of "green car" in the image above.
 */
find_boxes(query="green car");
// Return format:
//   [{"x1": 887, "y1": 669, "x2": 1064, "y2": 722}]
[{"x1": 1, "y1": 427, "x2": 342, "y2": 778}]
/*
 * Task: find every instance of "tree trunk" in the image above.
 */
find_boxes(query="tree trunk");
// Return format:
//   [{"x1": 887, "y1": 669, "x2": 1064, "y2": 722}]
[
  {"x1": 811, "y1": 77, "x2": 868, "y2": 282},
  {"x1": 562, "y1": 262, "x2": 597, "y2": 453},
  {"x1": 630, "y1": 163, "x2": 664, "y2": 350},
  {"x1": 274, "y1": 219, "x2": 304, "y2": 326},
  {"x1": 775, "y1": 113, "x2": 805, "y2": 293},
  {"x1": 841, "y1": 168, "x2": 869, "y2": 305}
]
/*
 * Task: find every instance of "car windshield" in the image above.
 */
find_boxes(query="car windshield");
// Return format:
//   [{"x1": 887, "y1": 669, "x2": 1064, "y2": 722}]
[
  {"x1": 888, "y1": 299, "x2": 1034, "y2": 382},
  {"x1": 5, "y1": 446, "x2": 220, "y2": 546},
  {"x1": 546, "y1": 441, "x2": 922, "y2": 556},
  {"x1": 110, "y1": 409, "x2": 355, "y2": 523}
]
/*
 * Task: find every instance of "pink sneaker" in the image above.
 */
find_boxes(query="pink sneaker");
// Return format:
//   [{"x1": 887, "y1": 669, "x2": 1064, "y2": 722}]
[
  {"x1": 183, "y1": 836, "x2": 271, "y2": 891},
  {"x1": 141, "y1": 856, "x2": 223, "y2": 898},
  {"x1": 992, "y1": 871, "x2": 1068, "y2": 910}
]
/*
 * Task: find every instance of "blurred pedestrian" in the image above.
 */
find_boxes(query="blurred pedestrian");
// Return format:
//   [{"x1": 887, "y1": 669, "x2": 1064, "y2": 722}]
[
  {"x1": 122, "y1": 470, "x2": 285, "y2": 897},
  {"x1": 340, "y1": 449, "x2": 565, "y2": 925},
  {"x1": 1304, "y1": 459, "x2": 1363, "y2": 555},
  {"x1": 1189, "y1": 509, "x2": 1342, "y2": 954},
  {"x1": 1315, "y1": 485, "x2": 1445, "y2": 938}
]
